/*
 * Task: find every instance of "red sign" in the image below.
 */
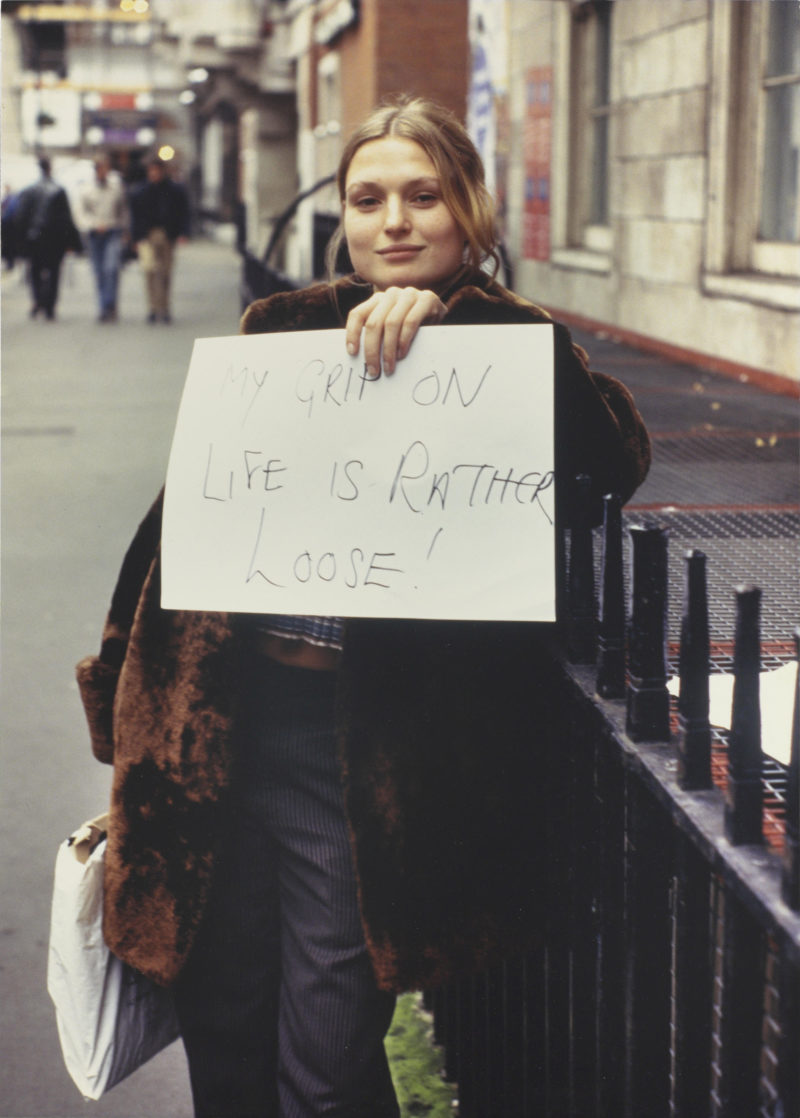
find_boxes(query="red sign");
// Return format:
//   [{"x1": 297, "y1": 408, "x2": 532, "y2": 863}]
[
  {"x1": 522, "y1": 67, "x2": 552, "y2": 261},
  {"x1": 99, "y1": 92, "x2": 138, "y2": 111}
]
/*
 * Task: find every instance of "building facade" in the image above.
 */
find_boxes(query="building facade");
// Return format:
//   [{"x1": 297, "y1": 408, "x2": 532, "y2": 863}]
[
  {"x1": 282, "y1": 0, "x2": 798, "y2": 384},
  {"x1": 1, "y1": 1, "x2": 194, "y2": 193},
  {"x1": 487, "y1": 0, "x2": 799, "y2": 385},
  {"x1": 2, "y1": 0, "x2": 796, "y2": 385},
  {"x1": 150, "y1": 0, "x2": 297, "y2": 238},
  {"x1": 272, "y1": 0, "x2": 469, "y2": 281}
]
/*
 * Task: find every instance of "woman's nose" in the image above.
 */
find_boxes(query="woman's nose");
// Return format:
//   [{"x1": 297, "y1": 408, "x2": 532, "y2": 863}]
[{"x1": 384, "y1": 196, "x2": 410, "y2": 233}]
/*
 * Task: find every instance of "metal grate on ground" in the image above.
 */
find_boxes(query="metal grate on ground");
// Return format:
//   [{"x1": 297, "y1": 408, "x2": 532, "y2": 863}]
[
  {"x1": 631, "y1": 467, "x2": 799, "y2": 511},
  {"x1": 604, "y1": 509, "x2": 800, "y2": 663},
  {"x1": 651, "y1": 430, "x2": 799, "y2": 465},
  {"x1": 628, "y1": 430, "x2": 799, "y2": 508}
]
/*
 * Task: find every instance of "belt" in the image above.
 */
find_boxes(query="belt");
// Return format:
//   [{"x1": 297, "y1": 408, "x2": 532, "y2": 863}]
[{"x1": 253, "y1": 630, "x2": 341, "y2": 672}]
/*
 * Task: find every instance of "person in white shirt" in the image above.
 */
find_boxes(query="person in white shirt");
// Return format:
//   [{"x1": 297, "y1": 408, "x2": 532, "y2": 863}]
[{"x1": 77, "y1": 157, "x2": 128, "y2": 322}]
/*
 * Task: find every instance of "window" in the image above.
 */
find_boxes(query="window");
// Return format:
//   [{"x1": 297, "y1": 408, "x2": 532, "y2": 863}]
[
  {"x1": 571, "y1": 2, "x2": 612, "y2": 244},
  {"x1": 758, "y1": 2, "x2": 799, "y2": 248},
  {"x1": 588, "y1": 0, "x2": 612, "y2": 227},
  {"x1": 706, "y1": 2, "x2": 800, "y2": 303},
  {"x1": 20, "y1": 20, "x2": 67, "y2": 79},
  {"x1": 550, "y1": 0, "x2": 613, "y2": 271},
  {"x1": 314, "y1": 50, "x2": 342, "y2": 168}
]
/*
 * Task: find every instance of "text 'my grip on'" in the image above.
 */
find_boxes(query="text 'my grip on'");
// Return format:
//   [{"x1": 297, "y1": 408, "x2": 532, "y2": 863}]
[{"x1": 162, "y1": 323, "x2": 555, "y2": 622}]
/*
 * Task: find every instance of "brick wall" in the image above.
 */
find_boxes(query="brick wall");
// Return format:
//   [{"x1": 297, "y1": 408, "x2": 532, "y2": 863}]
[
  {"x1": 339, "y1": 0, "x2": 468, "y2": 140},
  {"x1": 374, "y1": 0, "x2": 468, "y2": 118}
]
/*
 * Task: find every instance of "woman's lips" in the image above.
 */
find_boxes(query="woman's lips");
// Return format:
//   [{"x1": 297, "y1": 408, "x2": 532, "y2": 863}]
[{"x1": 377, "y1": 245, "x2": 423, "y2": 259}]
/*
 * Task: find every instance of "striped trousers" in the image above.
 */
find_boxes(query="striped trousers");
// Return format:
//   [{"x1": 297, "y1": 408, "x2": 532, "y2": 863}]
[{"x1": 174, "y1": 658, "x2": 399, "y2": 1118}]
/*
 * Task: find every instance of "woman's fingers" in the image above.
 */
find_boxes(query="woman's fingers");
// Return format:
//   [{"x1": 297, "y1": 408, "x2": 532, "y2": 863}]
[
  {"x1": 390, "y1": 289, "x2": 448, "y2": 372},
  {"x1": 345, "y1": 287, "x2": 447, "y2": 376},
  {"x1": 356, "y1": 289, "x2": 410, "y2": 375},
  {"x1": 370, "y1": 287, "x2": 419, "y2": 374}
]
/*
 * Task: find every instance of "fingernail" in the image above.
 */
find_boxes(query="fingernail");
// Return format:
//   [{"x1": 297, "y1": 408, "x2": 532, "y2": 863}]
[
  {"x1": 366, "y1": 364, "x2": 378, "y2": 379},
  {"x1": 347, "y1": 342, "x2": 357, "y2": 355}
]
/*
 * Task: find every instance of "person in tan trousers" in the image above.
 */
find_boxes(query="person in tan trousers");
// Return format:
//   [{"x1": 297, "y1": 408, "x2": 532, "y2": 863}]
[{"x1": 130, "y1": 156, "x2": 189, "y2": 323}]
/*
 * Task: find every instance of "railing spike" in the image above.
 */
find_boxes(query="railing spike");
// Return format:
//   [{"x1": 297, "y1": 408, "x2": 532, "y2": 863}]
[
  {"x1": 677, "y1": 549, "x2": 712, "y2": 790},
  {"x1": 567, "y1": 474, "x2": 597, "y2": 664},
  {"x1": 781, "y1": 627, "x2": 800, "y2": 910},
  {"x1": 626, "y1": 523, "x2": 670, "y2": 742},
  {"x1": 596, "y1": 493, "x2": 626, "y2": 699},
  {"x1": 724, "y1": 584, "x2": 763, "y2": 846}
]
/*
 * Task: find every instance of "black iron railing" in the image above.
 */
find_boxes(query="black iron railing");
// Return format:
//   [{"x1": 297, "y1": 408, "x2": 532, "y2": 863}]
[{"x1": 426, "y1": 488, "x2": 800, "y2": 1118}]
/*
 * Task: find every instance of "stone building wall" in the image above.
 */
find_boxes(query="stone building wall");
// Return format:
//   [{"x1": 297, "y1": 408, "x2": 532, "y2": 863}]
[{"x1": 500, "y1": 0, "x2": 798, "y2": 384}]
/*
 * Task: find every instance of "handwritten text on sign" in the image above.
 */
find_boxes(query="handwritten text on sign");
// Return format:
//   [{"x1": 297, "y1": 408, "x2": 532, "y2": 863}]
[{"x1": 161, "y1": 323, "x2": 555, "y2": 620}]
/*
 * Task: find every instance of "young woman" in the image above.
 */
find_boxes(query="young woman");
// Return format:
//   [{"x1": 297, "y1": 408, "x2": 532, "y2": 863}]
[{"x1": 78, "y1": 97, "x2": 650, "y2": 1117}]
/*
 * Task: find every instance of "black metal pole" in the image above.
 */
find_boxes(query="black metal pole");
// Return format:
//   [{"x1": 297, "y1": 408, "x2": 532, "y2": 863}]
[
  {"x1": 626, "y1": 523, "x2": 670, "y2": 742},
  {"x1": 781, "y1": 628, "x2": 799, "y2": 909},
  {"x1": 677, "y1": 549, "x2": 712, "y2": 790},
  {"x1": 724, "y1": 584, "x2": 763, "y2": 846},
  {"x1": 596, "y1": 493, "x2": 626, "y2": 699},
  {"x1": 567, "y1": 475, "x2": 597, "y2": 664}
]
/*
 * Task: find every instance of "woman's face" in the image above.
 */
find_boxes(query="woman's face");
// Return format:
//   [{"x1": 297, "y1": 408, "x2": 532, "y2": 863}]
[{"x1": 343, "y1": 136, "x2": 465, "y2": 291}]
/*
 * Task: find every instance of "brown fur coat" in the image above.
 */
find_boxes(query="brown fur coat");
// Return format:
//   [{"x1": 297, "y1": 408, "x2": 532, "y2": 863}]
[{"x1": 77, "y1": 272, "x2": 650, "y2": 991}]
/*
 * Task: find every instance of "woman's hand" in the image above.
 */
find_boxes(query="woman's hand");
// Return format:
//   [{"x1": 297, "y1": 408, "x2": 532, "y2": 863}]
[{"x1": 345, "y1": 286, "x2": 447, "y2": 377}]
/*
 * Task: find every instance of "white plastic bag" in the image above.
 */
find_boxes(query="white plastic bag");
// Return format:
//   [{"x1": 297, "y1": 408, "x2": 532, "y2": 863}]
[{"x1": 47, "y1": 813, "x2": 180, "y2": 1100}]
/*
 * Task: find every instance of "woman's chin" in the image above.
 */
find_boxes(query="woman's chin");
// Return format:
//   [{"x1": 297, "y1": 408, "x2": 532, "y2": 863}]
[
  {"x1": 365, "y1": 264, "x2": 456, "y2": 292},
  {"x1": 367, "y1": 266, "x2": 420, "y2": 290}
]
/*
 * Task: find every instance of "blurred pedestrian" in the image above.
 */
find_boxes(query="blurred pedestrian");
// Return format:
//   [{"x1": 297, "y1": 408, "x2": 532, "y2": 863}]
[
  {"x1": 77, "y1": 156, "x2": 129, "y2": 323},
  {"x1": 13, "y1": 156, "x2": 82, "y2": 321},
  {"x1": 130, "y1": 156, "x2": 189, "y2": 324},
  {"x1": 77, "y1": 97, "x2": 651, "y2": 1117},
  {"x1": 1, "y1": 185, "x2": 20, "y2": 270}
]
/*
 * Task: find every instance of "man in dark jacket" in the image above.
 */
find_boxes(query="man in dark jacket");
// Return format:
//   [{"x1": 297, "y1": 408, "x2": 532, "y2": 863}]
[
  {"x1": 14, "y1": 156, "x2": 82, "y2": 320},
  {"x1": 130, "y1": 156, "x2": 190, "y2": 324}
]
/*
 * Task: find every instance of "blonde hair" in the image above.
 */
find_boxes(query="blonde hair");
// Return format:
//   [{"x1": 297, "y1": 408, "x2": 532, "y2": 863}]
[{"x1": 326, "y1": 95, "x2": 499, "y2": 282}]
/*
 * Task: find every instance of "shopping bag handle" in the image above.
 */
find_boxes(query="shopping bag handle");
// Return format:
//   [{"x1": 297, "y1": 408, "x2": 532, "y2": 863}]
[{"x1": 67, "y1": 813, "x2": 110, "y2": 864}]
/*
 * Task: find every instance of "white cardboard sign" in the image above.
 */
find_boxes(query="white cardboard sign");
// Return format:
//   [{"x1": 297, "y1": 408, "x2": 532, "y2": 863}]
[{"x1": 161, "y1": 323, "x2": 555, "y2": 621}]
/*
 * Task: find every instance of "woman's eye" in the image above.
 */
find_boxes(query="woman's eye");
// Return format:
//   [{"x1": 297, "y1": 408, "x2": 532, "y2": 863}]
[
  {"x1": 413, "y1": 192, "x2": 438, "y2": 205},
  {"x1": 354, "y1": 196, "x2": 380, "y2": 210}
]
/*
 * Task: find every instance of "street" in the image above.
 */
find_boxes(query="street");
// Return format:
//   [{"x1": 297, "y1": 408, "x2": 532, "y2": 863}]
[{"x1": 1, "y1": 238, "x2": 242, "y2": 1117}]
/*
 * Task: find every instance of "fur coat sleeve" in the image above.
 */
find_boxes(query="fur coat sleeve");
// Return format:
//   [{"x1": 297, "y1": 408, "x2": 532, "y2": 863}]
[
  {"x1": 76, "y1": 494, "x2": 243, "y2": 983},
  {"x1": 79, "y1": 273, "x2": 650, "y2": 990}
]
